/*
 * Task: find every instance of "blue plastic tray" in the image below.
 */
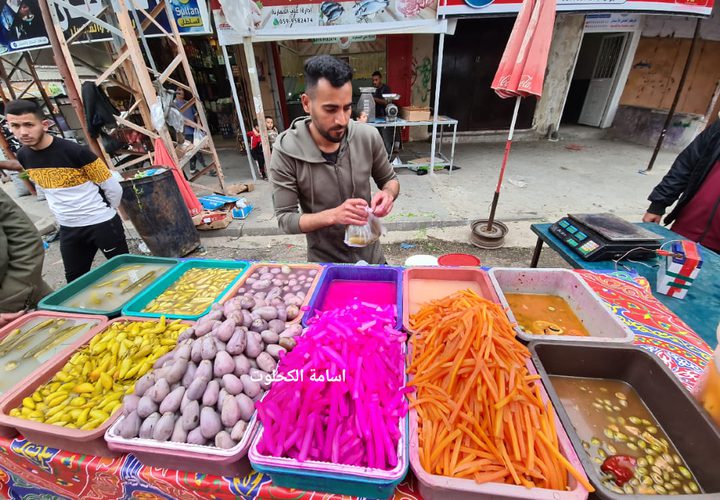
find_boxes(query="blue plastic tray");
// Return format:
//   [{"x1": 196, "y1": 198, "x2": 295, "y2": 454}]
[
  {"x1": 38, "y1": 254, "x2": 179, "y2": 317},
  {"x1": 302, "y1": 265, "x2": 403, "y2": 329},
  {"x1": 121, "y1": 259, "x2": 249, "y2": 320}
]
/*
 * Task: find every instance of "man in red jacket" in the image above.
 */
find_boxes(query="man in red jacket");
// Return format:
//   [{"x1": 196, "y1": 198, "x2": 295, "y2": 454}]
[
  {"x1": 643, "y1": 120, "x2": 720, "y2": 254},
  {"x1": 248, "y1": 122, "x2": 267, "y2": 180}
]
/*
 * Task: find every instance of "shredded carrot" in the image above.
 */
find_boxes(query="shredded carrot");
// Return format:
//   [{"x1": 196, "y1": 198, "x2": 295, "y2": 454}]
[{"x1": 408, "y1": 289, "x2": 593, "y2": 492}]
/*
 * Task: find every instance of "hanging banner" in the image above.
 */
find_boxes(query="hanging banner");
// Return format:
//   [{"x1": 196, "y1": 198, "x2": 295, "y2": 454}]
[
  {"x1": 0, "y1": 0, "x2": 212, "y2": 55},
  {"x1": 584, "y1": 13, "x2": 640, "y2": 31},
  {"x1": 438, "y1": 0, "x2": 713, "y2": 17},
  {"x1": 211, "y1": 0, "x2": 442, "y2": 43}
]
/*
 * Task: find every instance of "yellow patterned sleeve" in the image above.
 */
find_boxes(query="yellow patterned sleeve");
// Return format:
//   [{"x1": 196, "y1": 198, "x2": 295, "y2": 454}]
[{"x1": 82, "y1": 158, "x2": 113, "y2": 184}]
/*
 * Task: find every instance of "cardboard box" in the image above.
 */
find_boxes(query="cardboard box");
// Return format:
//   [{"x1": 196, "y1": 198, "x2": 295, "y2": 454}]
[
  {"x1": 193, "y1": 210, "x2": 233, "y2": 230},
  {"x1": 656, "y1": 241, "x2": 703, "y2": 299},
  {"x1": 226, "y1": 183, "x2": 254, "y2": 195},
  {"x1": 400, "y1": 106, "x2": 431, "y2": 122}
]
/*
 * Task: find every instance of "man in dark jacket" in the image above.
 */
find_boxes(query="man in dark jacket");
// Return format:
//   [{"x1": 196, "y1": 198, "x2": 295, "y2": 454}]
[
  {"x1": 0, "y1": 188, "x2": 52, "y2": 325},
  {"x1": 643, "y1": 120, "x2": 720, "y2": 253}
]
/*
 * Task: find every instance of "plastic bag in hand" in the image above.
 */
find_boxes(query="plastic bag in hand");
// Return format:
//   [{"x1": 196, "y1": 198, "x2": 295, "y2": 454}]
[{"x1": 344, "y1": 208, "x2": 386, "y2": 247}]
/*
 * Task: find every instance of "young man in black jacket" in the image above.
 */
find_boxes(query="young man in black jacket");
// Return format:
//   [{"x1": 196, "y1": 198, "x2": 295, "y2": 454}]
[{"x1": 643, "y1": 119, "x2": 720, "y2": 253}]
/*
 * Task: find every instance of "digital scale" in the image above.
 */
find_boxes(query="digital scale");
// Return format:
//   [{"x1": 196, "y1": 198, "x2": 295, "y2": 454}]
[{"x1": 550, "y1": 213, "x2": 663, "y2": 261}]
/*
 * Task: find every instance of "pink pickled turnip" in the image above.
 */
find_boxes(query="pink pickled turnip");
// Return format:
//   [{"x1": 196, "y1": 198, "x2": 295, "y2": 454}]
[{"x1": 256, "y1": 301, "x2": 407, "y2": 470}]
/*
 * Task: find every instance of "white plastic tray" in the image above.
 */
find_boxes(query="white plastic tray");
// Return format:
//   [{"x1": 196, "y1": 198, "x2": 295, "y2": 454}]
[
  {"x1": 106, "y1": 412, "x2": 258, "y2": 457},
  {"x1": 488, "y1": 268, "x2": 634, "y2": 343}
]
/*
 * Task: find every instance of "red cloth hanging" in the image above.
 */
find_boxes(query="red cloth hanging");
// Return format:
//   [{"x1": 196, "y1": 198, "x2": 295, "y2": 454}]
[{"x1": 153, "y1": 138, "x2": 203, "y2": 216}]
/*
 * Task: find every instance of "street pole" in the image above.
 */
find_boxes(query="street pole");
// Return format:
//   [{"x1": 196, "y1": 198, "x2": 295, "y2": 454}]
[
  {"x1": 222, "y1": 44, "x2": 257, "y2": 181},
  {"x1": 242, "y1": 37, "x2": 272, "y2": 172},
  {"x1": 429, "y1": 32, "x2": 445, "y2": 176},
  {"x1": 645, "y1": 18, "x2": 701, "y2": 173}
]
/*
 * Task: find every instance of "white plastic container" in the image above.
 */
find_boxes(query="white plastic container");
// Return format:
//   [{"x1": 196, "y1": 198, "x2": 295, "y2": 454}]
[{"x1": 488, "y1": 268, "x2": 634, "y2": 343}]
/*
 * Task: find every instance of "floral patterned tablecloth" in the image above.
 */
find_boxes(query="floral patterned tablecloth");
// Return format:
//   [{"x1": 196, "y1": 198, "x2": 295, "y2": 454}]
[{"x1": 0, "y1": 271, "x2": 710, "y2": 500}]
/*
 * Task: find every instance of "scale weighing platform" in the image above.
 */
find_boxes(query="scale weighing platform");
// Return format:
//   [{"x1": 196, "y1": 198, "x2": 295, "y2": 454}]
[{"x1": 550, "y1": 213, "x2": 663, "y2": 261}]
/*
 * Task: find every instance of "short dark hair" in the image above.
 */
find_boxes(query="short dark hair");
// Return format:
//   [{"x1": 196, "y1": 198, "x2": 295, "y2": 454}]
[
  {"x1": 265, "y1": 115, "x2": 274, "y2": 122},
  {"x1": 304, "y1": 56, "x2": 353, "y2": 94},
  {"x1": 5, "y1": 99, "x2": 43, "y2": 120},
  {"x1": 372, "y1": 71, "x2": 382, "y2": 78}
]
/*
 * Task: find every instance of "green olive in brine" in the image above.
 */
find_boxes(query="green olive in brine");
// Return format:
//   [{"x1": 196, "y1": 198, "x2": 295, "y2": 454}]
[
  {"x1": 678, "y1": 466, "x2": 692, "y2": 479},
  {"x1": 654, "y1": 484, "x2": 668, "y2": 494}
]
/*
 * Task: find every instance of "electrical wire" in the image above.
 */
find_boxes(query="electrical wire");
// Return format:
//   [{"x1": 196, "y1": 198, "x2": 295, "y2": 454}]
[
  {"x1": 626, "y1": 258, "x2": 658, "y2": 270},
  {"x1": 612, "y1": 247, "x2": 663, "y2": 271}
]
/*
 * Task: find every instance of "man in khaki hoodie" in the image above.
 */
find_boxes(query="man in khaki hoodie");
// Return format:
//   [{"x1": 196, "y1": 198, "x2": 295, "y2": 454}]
[
  {"x1": 0, "y1": 188, "x2": 52, "y2": 325},
  {"x1": 270, "y1": 55, "x2": 400, "y2": 264}
]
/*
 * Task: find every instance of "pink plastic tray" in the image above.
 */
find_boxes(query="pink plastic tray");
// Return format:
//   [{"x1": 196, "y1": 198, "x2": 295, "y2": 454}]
[
  {"x1": 105, "y1": 413, "x2": 260, "y2": 476},
  {"x1": 0, "y1": 316, "x2": 186, "y2": 456},
  {"x1": 219, "y1": 263, "x2": 323, "y2": 325},
  {"x1": 408, "y1": 358, "x2": 590, "y2": 500},
  {"x1": 0, "y1": 311, "x2": 109, "y2": 438},
  {"x1": 402, "y1": 267, "x2": 499, "y2": 333}
]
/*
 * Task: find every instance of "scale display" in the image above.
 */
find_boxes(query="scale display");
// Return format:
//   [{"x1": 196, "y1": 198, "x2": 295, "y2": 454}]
[{"x1": 550, "y1": 213, "x2": 663, "y2": 261}]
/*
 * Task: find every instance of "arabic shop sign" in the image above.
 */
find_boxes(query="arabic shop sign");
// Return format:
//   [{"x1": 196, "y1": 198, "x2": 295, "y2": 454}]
[
  {"x1": 438, "y1": 0, "x2": 713, "y2": 17},
  {"x1": 0, "y1": 0, "x2": 211, "y2": 55},
  {"x1": 311, "y1": 35, "x2": 376, "y2": 44},
  {"x1": 211, "y1": 0, "x2": 439, "y2": 43}
]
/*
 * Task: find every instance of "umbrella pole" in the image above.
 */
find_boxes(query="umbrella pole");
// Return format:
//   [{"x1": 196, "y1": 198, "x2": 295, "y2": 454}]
[
  {"x1": 487, "y1": 95, "x2": 521, "y2": 231},
  {"x1": 429, "y1": 33, "x2": 446, "y2": 176},
  {"x1": 222, "y1": 44, "x2": 257, "y2": 181}
]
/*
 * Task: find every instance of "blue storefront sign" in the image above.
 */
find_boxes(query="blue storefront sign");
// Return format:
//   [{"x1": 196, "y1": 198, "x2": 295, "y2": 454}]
[{"x1": 0, "y1": 0, "x2": 211, "y2": 55}]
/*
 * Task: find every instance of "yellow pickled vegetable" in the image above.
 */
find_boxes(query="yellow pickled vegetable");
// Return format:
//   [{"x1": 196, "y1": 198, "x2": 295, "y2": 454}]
[
  {"x1": 13, "y1": 318, "x2": 188, "y2": 430},
  {"x1": 142, "y1": 268, "x2": 238, "y2": 315}
]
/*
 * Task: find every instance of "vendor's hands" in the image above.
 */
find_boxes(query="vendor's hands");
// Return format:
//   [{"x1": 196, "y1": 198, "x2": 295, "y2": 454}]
[
  {"x1": 0, "y1": 311, "x2": 24, "y2": 328},
  {"x1": 332, "y1": 198, "x2": 369, "y2": 226},
  {"x1": 642, "y1": 212, "x2": 662, "y2": 223},
  {"x1": 371, "y1": 190, "x2": 394, "y2": 218}
]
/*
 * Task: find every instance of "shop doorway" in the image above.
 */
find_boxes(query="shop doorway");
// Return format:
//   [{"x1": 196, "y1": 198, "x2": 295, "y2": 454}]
[
  {"x1": 438, "y1": 18, "x2": 536, "y2": 131},
  {"x1": 562, "y1": 32, "x2": 632, "y2": 128},
  {"x1": 276, "y1": 38, "x2": 388, "y2": 123}
]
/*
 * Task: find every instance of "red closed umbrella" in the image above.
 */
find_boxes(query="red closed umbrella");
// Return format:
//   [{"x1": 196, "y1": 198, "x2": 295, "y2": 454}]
[
  {"x1": 153, "y1": 138, "x2": 203, "y2": 216},
  {"x1": 484, "y1": 0, "x2": 557, "y2": 232}
]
